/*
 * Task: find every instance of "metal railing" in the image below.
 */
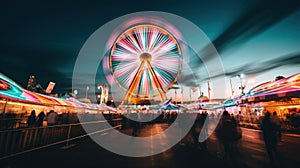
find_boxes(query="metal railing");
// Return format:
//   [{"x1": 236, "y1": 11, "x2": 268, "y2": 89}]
[
  {"x1": 0, "y1": 118, "x2": 27, "y2": 130},
  {"x1": 0, "y1": 118, "x2": 122, "y2": 159}
]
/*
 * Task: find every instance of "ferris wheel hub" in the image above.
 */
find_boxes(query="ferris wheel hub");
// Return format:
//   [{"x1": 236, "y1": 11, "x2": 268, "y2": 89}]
[{"x1": 139, "y1": 52, "x2": 152, "y2": 62}]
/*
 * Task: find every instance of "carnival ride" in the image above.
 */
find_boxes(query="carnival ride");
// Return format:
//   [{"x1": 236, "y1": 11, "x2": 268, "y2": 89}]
[
  {"x1": 0, "y1": 73, "x2": 116, "y2": 114},
  {"x1": 223, "y1": 73, "x2": 300, "y2": 106},
  {"x1": 221, "y1": 72, "x2": 300, "y2": 120},
  {"x1": 245, "y1": 73, "x2": 300, "y2": 102},
  {"x1": 109, "y1": 25, "x2": 182, "y2": 105}
]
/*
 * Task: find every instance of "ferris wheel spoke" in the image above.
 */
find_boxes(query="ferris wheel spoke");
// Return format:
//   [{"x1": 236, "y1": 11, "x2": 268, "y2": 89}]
[
  {"x1": 151, "y1": 42, "x2": 177, "y2": 57},
  {"x1": 119, "y1": 69, "x2": 139, "y2": 89},
  {"x1": 126, "y1": 34, "x2": 142, "y2": 53},
  {"x1": 153, "y1": 54, "x2": 180, "y2": 65},
  {"x1": 152, "y1": 55, "x2": 180, "y2": 71},
  {"x1": 112, "y1": 58, "x2": 139, "y2": 69},
  {"x1": 153, "y1": 67, "x2": 175, "y2": 85},
  {"x1": 147, "y1": 29, "x2": 159, "y2": 52},
  {"x1": 117, "y1": 37, "x2": 140, "y2": 55},
  {"x1": 113, "y1": 64, "x2": 138, "y2": 77},
  {"x1": 134, "y1": 27, "x2": 148, "y2": 51},
  {"x1": 113, "y1": 67, "x2": 136, "y2": 78},
  {"x1": 152, "y1": 67, "x2": 177, "y2": 78},
  {"x1": 149, "y1": 35, "x2": 166, "y2": 54},
  {"x1": 112, "y1": 53, "x2": 137, "y2": 62}
]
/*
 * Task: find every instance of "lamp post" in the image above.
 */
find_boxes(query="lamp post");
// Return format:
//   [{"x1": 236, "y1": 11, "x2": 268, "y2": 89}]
[
  {"x1": 73, "y1": 90, "x2": 78, "y2": 96},
  {"x1": 237, "y1": 74, "x2": 246, "y2": 95},
  {"x1": 86, "y1": 86, "x2": 89, "y2": 98},
  {"x1": 229, "y1": 78, "x2": 234, "y2": 97},
  {"x1": 172, "y1": 85, "x2": 180, "y2": 104},
  {"x1": 175, "y1": 88, "x2": 177, "y2": 104},
  {"x1": 97, "y1": 94, "x2": 101, "y2": 104},
  {"x1": 97, "y1": 84, "x2": 103, "y2": 104}
]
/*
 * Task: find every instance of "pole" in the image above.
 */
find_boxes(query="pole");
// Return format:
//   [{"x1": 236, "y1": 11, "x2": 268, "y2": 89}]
[
  {"x1": 238, "y1": 75, "x2": 245, "y2": 95},
  {"x1": 181, "y1": 85, "x2": 183, "y2": 104},
  {"x1": 66, "y1": 124, "x2": 72, "y2": 146},
  {"x1": 61, "y1": 124, "x2": 76, "y2": 149},
  {"x1": 208, "y1": 81, "x2": 211, "y2": 101},
  {"x1": 199, "y1": 85, "x2": 201, "y2": 97},
  {"x1": 86, "y1": 86, "x2": 89, "y2": 98},
  {"x1": 2, "y1": 98, "x2": 8, "y2": 114},
  {"x1": 189, "y1": 88, "x2": 191, "y2": 102},
  {"x1": 230, "y1": 78, "x2": 234, "y2": 97},
  {"x1": 175, "y1": 88, "x2": 177, "y2": 105}
]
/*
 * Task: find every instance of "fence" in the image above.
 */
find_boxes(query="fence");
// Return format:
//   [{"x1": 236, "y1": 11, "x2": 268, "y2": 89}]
[
  {"x1": 0, "y1": 118, "x2": 122, "y2": 159},
  {"x1": 0, "y1": 118, "x2": 27, "y2": 130}
]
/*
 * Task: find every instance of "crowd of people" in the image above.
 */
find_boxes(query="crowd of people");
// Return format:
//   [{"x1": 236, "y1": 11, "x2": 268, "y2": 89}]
[
  {"x1": 108, "y1": 109, "x2": 283, "y2": 167},
  {"x1": 26, "y1": 110, "x2": 59, "y2": 127},
  {"x1": 1, "y1": 107, "x2": 286, "y2": 167}
]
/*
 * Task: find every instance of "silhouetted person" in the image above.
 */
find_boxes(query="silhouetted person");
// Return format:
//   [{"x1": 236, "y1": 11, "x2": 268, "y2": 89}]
[
  {"x1": 271, "y1": 111, "x2": 281, "y2": 142},
  {"x1": 200, "y1": 112, "x2": 209, "y2": 137},
  {"x1": 192, "y1": 112, "x2": 208, "y2": 150},
  {"x1": 216, "y1": 111, "x2": 240, "y2": 166},
  {"x1": 62, "y1": 112, "x2": 70, "y2": 124},
  {"x1": 36, "y1": 111, "x2": 45, "y2": 127},
  {"x1": 178, "y1": 111, "x2": 192, "y2": 146},
  {"x1": 27, "y1": 110, "x2": 36, "y2": 127},
  {"x1": 262, "y1": 111, "x2": 281, "y2": 167},
  {"x1": 130, "y1": 112, "x2": 139, "y2": 136},
  {"x1": 191, "y1": 113, "x2": 201, "y2": 147},
  {"x1": 47, "y1": 110, "x2": 58, "y2": 126}
]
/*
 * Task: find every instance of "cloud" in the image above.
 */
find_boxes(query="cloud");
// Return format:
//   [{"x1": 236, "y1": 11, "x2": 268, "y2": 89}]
[
  {"x1": 178, "y1": 0, "x2": 300, "y2": 86},
  {"x1": 215, "y1": 52, "x2": 300, "y2": 79},
  {"x1": 212, "y1": 0, "x2": 300, "y2": 54}
]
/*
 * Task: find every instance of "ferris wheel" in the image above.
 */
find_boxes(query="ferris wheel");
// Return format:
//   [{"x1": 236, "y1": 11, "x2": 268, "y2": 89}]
[{"x1": 109, "y1": 24, "x2": 182, "y2": 104}]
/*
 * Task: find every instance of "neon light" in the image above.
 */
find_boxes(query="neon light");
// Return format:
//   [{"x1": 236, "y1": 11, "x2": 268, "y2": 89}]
[
  {"x1": 110, "y1": 25, "x2": 181, "y2": 98},
  {"x1": 0, "y1": 73, "x2": 98, "y2": 110}
]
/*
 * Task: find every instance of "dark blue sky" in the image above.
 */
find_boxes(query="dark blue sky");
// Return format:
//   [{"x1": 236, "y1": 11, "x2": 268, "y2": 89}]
[{"x1": 1, "y1": 0, "x2": 299, "y2": 97}]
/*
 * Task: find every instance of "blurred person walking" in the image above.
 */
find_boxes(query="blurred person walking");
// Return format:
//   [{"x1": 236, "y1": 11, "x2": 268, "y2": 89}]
[
  {"x1": 27, "y1": 110, "x2": 36, "y2": 127},
  {"x1": 130, "y1": 111, "x2": 139, "y2": 136},
  {"x1": 47, "y1": 110, "x2": 58, "y2": 126},
  {"x1": 262, "y1": 111, "x2": 281, "y2": 167},
  {"x1": 271, "y1": 111, "x2": 282, "y2": 142},
  {"x1": 215, "y1": 111, "x2": 241, "y2": 166},
  {"x1": 36, "y1": 111, "x2": 45, "y2": 127},
  {"x1": 192, "y1": 112, "x2": 208, "y2": 150}
]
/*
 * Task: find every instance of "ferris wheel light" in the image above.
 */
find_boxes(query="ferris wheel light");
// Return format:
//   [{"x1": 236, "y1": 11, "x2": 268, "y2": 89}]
[{"x1": 109, "y1": 24, "x2": 182, "y2": 101}]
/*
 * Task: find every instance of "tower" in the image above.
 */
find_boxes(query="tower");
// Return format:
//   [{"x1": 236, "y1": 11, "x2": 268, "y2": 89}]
[
  {"x1": 102, "y1": 84, "x2": 109, "y2": 104},
  {"x1": 97, "y1": 83, "x2": 109, "y2": 104},
  {"x1": 27, "y1": 75, "x2": 37, "y2": 92}
]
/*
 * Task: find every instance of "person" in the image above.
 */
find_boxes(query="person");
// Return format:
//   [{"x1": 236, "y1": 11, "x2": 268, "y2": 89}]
[
  {"x1": 200, "y1": 111, "x2": 209, "y2": 138},
  {"x1": 191, "y1": 113, "x2": 201, "y2": 147},
  {"x1": 130, "y1": 111, "x2": 139, "y2": 136},
  {"x1": 178, "y1": 110, "x2": 192, "y2": 146},
  {"x1": 215, "y1": 111, "x2": 241, "y2": 166},
  {"x1": 36, "y1": 111, "x2": 45, "y2": 127},
  {"x1": 27, "y1": 110, "x2": 36, "y2": 127},
  {"x1": 270, "y1": 111, "x2": 282, "y2": 142},
  {"x1": 62, "y1": 112, "x2": 70, "y2": 124},
  {"x1": 192, "y1": 112, "x2": 208, "y2": 150},
  {"x1": 47, "y1": 110, "x2": 58, "y2": 126},
  {"x1": 261, "y1": 111, "x2": 281, "y2": 167},
  {"x1": 236, "y1": 111, "x2": 242, "y2": 124}
]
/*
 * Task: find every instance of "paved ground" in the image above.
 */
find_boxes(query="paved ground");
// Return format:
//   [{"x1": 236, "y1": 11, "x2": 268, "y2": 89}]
[{"x1": 2, "y1": 123, "x2": 300, "y2": 168}]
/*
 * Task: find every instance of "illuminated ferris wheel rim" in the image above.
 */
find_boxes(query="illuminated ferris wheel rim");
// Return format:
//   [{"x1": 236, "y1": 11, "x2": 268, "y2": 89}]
[{"x1": 109, "y1": 24, "x2": 182, "y2": 98}]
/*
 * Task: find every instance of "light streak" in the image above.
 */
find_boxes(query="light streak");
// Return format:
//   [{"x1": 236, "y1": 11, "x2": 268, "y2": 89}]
[{"x1": 110, "y1": 25, "x2": 181, "y2": 97}]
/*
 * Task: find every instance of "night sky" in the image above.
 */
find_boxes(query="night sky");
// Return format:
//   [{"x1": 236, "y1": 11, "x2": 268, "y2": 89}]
[{"x1": 1, "y1": 0, "x2": 299, "y2": 99}]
